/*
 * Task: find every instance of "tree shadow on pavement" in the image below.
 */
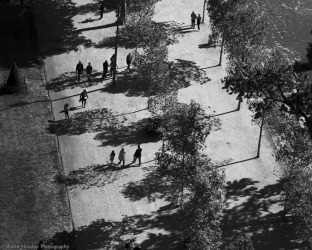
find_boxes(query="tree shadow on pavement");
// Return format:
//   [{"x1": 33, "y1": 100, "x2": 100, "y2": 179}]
[
  {"x1": 47, "y1": 211, "x2": 182, "y2": 250},
  {"x1": 65, "y1": 163, "x2": 133, "y2": 190},
  {"x1": 221, "y1": 178, "x2": 299, "y2": 250},
  {"x1": 94, "y1": 118, "x2": 161, "y2": 147},
  {"x1": 100, "y1": 59, "x2": 210, "y2": 97},
  {"x1": 171, "y1": 59, "x2": 211, "y2": 85},
  {"x1": 121, "y1": 166, "x2": 176, "y2": 203},
  {"x1": 35, "y1": 1, "x2": 98, "y2": 58},
  {"x1": 47, "y1": 71, "x2": 104, "y2": 92},
  {"x1": 47, "y1": 108, "x2": 119, "y2": 136}
]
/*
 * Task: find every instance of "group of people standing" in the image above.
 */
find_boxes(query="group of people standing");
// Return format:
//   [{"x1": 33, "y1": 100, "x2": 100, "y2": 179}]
[
  {"x1": 109, "y1": 145, "x2": 142, "y2": 167},
  {"x1": 75, "y1": 53, "x2": 132, "y2": 83},
  {"x1": 191, "y1": 11, "x2": 201, "y2": 30}
]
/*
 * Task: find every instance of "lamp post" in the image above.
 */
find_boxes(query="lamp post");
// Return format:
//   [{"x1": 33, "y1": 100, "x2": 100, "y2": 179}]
[
  {"x1": 202, "y1": 0, "x2": 206, "y2": 23},
  {"x1": 113, "y1": 5, "x2": 120, "y2": 85}
]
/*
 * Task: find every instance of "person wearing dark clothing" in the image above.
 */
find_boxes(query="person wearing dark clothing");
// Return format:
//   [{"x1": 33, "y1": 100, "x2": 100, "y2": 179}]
[
  {"x1": 86, "y1": 62, "x2": 93, "y2": 82},
  {"x1": 110, "y1": 61, "x2": 117, "y2": 76},
  {"x1": 80, "y1": 89, "x2": 88, "y2": 108},
  {"x1": 103, "y1": 60, "x2": 109, "y2": 78},
  {"x1": 197, "y1": 14, "x2": 201, "y2": 30},
  {"x1": 126, "y1": 53, "x2": 132, "y2": 73},
  {"x1": 191, "y1": 11, "x2": 196, "y2": 29},
  {"x1": 132, "y1": 145, "x2": 142, "y2": 166},
  {"x1": 99, "y1": 1, "x2": 104, "y2": 19},
  {"x1": 64, "y1": 103, "x2": 69, "y2": 119},
  {"x1": 76, "y1": 61, "x2": 84, "y2": 82},
  {"x1": 110, "y1": 54, "x2": 117, "y2": 76}
]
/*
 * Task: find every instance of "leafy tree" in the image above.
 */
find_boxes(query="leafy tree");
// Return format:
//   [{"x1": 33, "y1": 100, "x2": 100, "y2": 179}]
[
  {"x1": 222, "y1": 46, "x2": 312, "y2": 139},
  {"x1": 270, "y1": 111, "x2": 312, "y2": 248},
  {"x1": 222, "y1": 4, "x2": 267, "y2": 63},
  {"x1": 206, "y1": 0, "x2": 267, "y2": 65},
  {"x1": 156, "y1": 101, "x2": 221, "y2": 204},
  {"x1": 181, "y1": 156, "x2": 225, "y2": 250},
  {"x1": 120, "y1": 0, "x2": 176, "y2": 50}
]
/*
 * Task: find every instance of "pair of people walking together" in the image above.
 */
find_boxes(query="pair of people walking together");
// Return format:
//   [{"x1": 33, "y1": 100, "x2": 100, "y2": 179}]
[{"x1": 191, "y1": 11, "x2": 201, "y2": 30}]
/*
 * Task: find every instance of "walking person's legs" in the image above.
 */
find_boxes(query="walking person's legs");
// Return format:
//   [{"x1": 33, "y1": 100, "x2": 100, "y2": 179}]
[
  {"x1": 65, "y1": 111, "x2": 69, "y2": 119},
  {"x1": 139, "y1": 156, "x2": 141, "y2": 166}
]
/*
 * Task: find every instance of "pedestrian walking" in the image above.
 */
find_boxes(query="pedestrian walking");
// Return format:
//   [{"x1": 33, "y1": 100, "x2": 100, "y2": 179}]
[
  {"x1": 64, "y1": 103, "x2": 69, "y2": 119},
  {"x1": 103, "y1": 60, "x2": 108, "y2": 78},
  {"x1": 99, "y1": 1, "x2": 104, "y2": 20},
  {"x1": 86, "y1": 62, "x2": 93, "y2": 82},
  {"x1": 76, "y1": 61, "x2": 84, "y2": 82},
  {"x1": 118, "y1": 148, "x2": 126, "y2": 166},
  {"x1": 110, "y1": 54, "x2": 116, "y2": 64},
  {"x1": 197, "y1": 14, "x2": 201, "y2": 30},
  {"x1": 109, "y1": 150, "x2": 115, "y2": 164},
  {"x1": 132, "y1": 145, "x2": 142, "y2": 166},
  {"x1": 110, "y1": 60, "x2": 117, "y2": 76},
  {"x1": 126, "y1": 53, "x2": 132, "y2": 73},
  {"x1": 79, "y1": 89, "x2": 88, "y2": 108},
  {"x1": 191, "y1": 11, "x2": 196, "y2": 29}
]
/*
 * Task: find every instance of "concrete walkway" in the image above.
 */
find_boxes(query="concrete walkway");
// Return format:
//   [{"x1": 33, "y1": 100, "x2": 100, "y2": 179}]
[{"x1": 38, "y1": 0, "x2": 289, "y2": 249}]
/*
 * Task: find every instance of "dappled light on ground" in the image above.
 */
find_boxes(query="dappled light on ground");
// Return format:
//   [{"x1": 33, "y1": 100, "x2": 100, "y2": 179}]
[
  {"x1": 221, "y1": 178, "x2": 299, "y2": 250},
  {"x1": 47, "y1": 108, "x2": 119, "y2": 136}
]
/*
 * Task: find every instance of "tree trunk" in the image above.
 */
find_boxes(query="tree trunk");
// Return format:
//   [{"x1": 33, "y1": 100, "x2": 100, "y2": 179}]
[
  {"x1": 218, "y1": 36, "x2": 224, "y2": 66},
  {"x1": 307, "y1": 119, "x2": 312, "y2": 140},
  {"x1": 283, "y1": 192, "x2": 288, "y2": 221}
]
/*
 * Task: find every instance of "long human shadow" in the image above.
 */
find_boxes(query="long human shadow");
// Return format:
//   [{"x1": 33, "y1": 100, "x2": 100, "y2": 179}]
[
  {"x1": 121, "y1": 165, "x2": 176, "y2": 203},
  {"x1": 46, "y1": 108, "x2": 119, "y2": 136},
  {"x1": 221, "y1": 178, "x2": 299, "y2": 249},
  {"x1": 94, "y1": 118, "x2": 161, "y2": 147},
  {"x1": 47, "y1": 71, "x2": 104, "y2": 92},
  {"x1": 45, "y1": 211, "x2": 182, "y2": 250}
]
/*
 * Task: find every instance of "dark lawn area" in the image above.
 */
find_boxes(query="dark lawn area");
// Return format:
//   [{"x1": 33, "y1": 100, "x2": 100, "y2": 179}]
[{"x1": 0, "y1": 4, "x2": 72, "y2": 248}]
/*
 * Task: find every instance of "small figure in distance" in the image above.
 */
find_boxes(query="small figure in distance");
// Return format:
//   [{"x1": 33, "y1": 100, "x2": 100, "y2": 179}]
[
  {"x1": 126, "y1": 53, "x2": 132, "y2": 73},
  {"x1": 191, "y1": 11, "x2": 196, "y2": 29},
  {"x1": 86, "y1": 62, "x2": 93, "y2": 82},
  {"x1": 109, "y1": 150, "x2": 115, "y2": 164},
  {"x1": 76, "y1": 61, "x2": 83, "y2": 82},
  {"x1": 64, "y1": 103, "x2": 69, "y2": 119},
  {"x1": 80, "y1": 89, "x2": 88, "y2": 108},
  {"x1": 103, "y1": 60, "x2": 108, "y2": 79},
  {"x1": 118, "y1": 148, "x2": 126, "y2": 166},
  {"x1": 197, "y1": 14, "x2": 201, "y2": 30},
  {"x1": 99, "y1": 1, "x2": 104, "y2": 20},
  {"x1": 132, "y1": 145, "x2": 142, "y2": 166}
]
